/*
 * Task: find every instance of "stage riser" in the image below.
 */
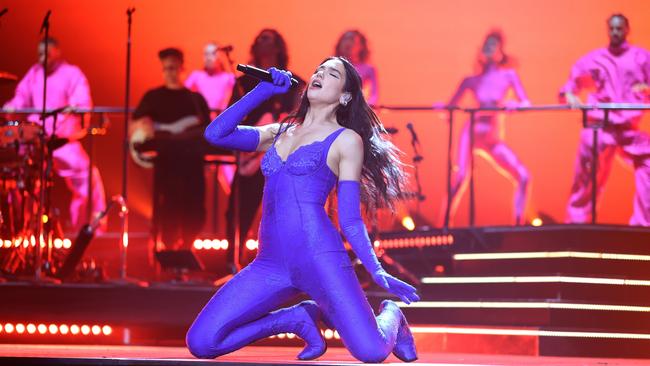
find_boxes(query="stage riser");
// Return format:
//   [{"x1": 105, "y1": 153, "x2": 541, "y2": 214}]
[
  {"x1": 415, "y1": 334, "x2": 650, "y2": 358},
  {"x1": 412, "y1": 332, "x2": 538, "y2": 356},
  {"x1": 0, "y1": 326, "x2": 344, "y2": 348},
  {"x1": 382, "y1": 226, "x2": 650, "y2": 268},
  {"x1": 4, "y1": 225, "x2": 650, "y2": 359},
  {"x1": 0, "y1": 284, "x2": 212, "y2": 327},
  {"x1": 403, "y1": 308, "x2": 650, "y2": 331},
  {"x1": 414, "y1": 332, "x2": 650, "y2": 358},
  {"x1": 0, "y1": 236, "x2": 251, "y2": 281},
  {"x1": 452, "y1": 259, "x2": 650, "y2": 278},
  {"x1": 473, "y1": 229, "x2": 650, "y2": 252},
  {"x1": 448, "y1": 225, "x2": 650, "y2": 253},
  {"x1": 539, "y1": 337, "x2": 650, "y2": 358},
  {"x1": 2, "y1": 284, "x2": 650, "y2": 336},
  {"x1": 417, "y1": 282, "x2": 650, "y2": 304},
  {"x1": 5, "y1": 326, "x2": 650, "y2": 359},
  {"x1": 388, "y1": 248, "x2": 650, "y2": 274}
]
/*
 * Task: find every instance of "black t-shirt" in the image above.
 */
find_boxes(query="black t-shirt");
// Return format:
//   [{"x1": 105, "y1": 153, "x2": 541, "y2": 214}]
[
  {"x1": 228, "y1": 74, "x2": 305, "y2": 125},
  {"x1": 133, "y1": 86, "x2": 210, "y2": 128},
  {"x1": 133, "y1": 86, "x2": 210, "y2": 158}
]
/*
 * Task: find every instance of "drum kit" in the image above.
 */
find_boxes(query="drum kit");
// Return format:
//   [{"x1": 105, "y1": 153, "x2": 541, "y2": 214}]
[{"x1": 0, "y1": 71, "x2": 67, "y2": 279}]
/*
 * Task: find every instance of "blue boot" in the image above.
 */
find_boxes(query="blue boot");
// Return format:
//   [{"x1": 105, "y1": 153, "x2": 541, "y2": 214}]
[
  {"x1": 267, "y1": 300, "x2": 326, "y2": 360},
  {"x1": 380, "y1": 300, "x2": 418, "y2": 362}
]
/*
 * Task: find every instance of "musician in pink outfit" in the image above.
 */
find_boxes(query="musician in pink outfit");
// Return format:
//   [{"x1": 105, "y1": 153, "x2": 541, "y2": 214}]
[
  {"x1": 3, "y1": 37, "x2": 106, "y2": 230},
  {"x1": 446, "y1": 30, "x2": 531, "y2": 225},
  {"x1": 184, "y1": 42, "x2": 236, "y2": 114},
  {"x1": 335, "y1": 30, "x2": 379, "y2": 106},
  {"x1": 185, "y1": 42, "x2": 237, "y2": 189},
  {"x1": 561, "y1": 14, "x2": 650, "y2": 226}
]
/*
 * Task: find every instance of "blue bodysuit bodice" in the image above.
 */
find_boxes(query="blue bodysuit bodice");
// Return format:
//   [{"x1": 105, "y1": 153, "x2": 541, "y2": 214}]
[{"x1": 258, "y1": 127, "x2": 346, "y2": 263}]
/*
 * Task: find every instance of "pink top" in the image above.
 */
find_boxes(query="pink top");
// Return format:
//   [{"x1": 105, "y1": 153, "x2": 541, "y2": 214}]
[
  {"x1": 184, "y1": 70, "x2": 235, "y2": 111},
  {"x1": 354, "y1": 62, "x2": 379, "y2": 105},
  {"x1": 560, "y1": 42, "x2": 650, "y2": 124},
  {"x1": 449, "y1": 66, "x2": 529, "y2": 109},
  {"x1": 3, "y1": 61, "x2": 92, "y2": 138}
]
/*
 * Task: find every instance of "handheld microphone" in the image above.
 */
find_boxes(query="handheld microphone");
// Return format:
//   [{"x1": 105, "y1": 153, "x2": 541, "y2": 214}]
[{"x1": 236, "y1": 64, "x2": 299, "y2": 88}]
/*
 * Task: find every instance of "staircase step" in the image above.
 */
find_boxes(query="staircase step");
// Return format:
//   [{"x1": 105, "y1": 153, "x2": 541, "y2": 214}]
[
  {"x1": 410, "y1": 324, "x2": 650, "y2": 358},
  {"x1": 417, "y1": 275, "x2": 650, "y2": 304},
  {"x1": 452, "y1": 253, "x2": 650, "y2": 278},
  {"x1": 395, "y1": 300, "x2": 650, "y2": 331}
]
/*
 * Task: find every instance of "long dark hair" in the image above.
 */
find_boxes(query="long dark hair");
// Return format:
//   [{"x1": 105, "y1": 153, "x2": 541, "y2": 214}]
[
  {"x1": 475, "y1": 30, "x2": 515, "y2": 73},
  {"x1": 250, "y1": 29, "x2": 289, "y2": 70},
  {"x1": 282, "y1": 56, "x2": 406, "y2": 210},
  {"x1": 334, "y1": 30, "x2": 370, "y2": 63}
]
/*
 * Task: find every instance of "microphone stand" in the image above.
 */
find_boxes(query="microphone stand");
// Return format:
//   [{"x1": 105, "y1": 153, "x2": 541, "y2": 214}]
[
  {"x1": 112, "y1": 7, "x2": 143, "y2": 286},
  {"x1": 41, "y1": 110, "x2": 61, "y2": 278},
  {"x1": 373, "y1": 123, "x2": 423, "y2": 287},
  {"x1": 407, "y1": 123, "x2": 426, "y2": 206},
  {"x1": 121, "y1": 6, "x2": 134, "y2": 219},
  {"x1": 34, "y1": 10, "x2": 56, "y2": 283}
]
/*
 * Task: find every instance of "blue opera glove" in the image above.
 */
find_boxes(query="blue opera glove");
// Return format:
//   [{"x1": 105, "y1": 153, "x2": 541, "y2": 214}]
[
  {"x1": 337, "y1": 180, "x2": 420, "y2": 304},
  {"x1": 204, "y1": 67, "x2": 292, "y2": 151}
]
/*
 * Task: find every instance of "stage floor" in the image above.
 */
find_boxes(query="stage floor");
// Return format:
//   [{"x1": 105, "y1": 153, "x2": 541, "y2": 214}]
[{"x1": 0, "y1": 345, "x2": 648, "y2": 366}]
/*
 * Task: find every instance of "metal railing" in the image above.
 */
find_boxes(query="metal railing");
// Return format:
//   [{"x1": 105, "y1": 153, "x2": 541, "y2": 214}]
[{"x1": 375, "y1": 103, "x2": 650, "y2": 228}]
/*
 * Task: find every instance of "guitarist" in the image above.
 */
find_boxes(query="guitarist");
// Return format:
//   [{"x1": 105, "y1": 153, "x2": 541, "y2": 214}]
[
  {"x1": 131, "y1": 48, "x2": 210, "y2": 250},
  {"x1": 225, "y1": 29, "x2": 304, "y2": 272}
]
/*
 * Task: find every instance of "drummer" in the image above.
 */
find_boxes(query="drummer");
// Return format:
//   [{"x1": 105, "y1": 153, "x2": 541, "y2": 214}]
[{"x1": 2, "y1": 37, "x2": 106, "y2": 232}]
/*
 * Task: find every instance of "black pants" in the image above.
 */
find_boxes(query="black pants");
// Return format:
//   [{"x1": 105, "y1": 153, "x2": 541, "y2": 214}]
[
  {"x1": 225, "y1": 169, "x2": 264, "y2": 264},
  {"x1": 153, "y1": 147, "x2": 206, "y2": 249}
]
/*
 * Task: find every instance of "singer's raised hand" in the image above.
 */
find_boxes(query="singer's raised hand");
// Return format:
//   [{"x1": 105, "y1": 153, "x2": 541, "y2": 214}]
[
  {"x1": 205, "y1": 68, "x2": 291, "y2": 152},
  {"x1": 254, "y1": 67, "x2": 292, "y2": 99}
]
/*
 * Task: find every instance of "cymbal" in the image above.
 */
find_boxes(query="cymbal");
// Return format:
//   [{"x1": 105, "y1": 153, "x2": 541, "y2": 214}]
[{"x1": 0, "y1": 71, "x2": 18, "y2": 84}]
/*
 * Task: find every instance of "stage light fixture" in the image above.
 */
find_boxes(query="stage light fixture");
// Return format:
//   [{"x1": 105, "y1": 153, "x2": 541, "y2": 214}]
[
  {"x1": 102, "y1": 325, "x2": 112, "y2": 335},
  {"x1": 401, "y1": 216, "x2": 416, "y2": 231}
]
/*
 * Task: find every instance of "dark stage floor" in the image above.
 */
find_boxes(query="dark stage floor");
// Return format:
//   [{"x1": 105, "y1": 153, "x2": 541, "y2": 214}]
[{"x1": 0, "y1": 345, "x2": 649, "y2": 366}]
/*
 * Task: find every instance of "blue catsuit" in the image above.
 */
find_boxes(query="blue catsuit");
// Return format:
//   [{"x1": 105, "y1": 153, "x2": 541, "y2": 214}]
[{"x1": 186, "y1": 68, "x2": 417, "y2": 363}]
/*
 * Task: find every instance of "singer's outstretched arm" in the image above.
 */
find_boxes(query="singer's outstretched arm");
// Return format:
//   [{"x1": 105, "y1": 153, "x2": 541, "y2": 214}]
[{"x1": 204, "y1": 68, "x2": 291, "y2": 152}]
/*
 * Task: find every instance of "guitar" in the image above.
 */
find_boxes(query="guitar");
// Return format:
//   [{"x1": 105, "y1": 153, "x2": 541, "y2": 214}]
[{"x1": 129, "y1": 116, "x2": 200, "y2": 168}]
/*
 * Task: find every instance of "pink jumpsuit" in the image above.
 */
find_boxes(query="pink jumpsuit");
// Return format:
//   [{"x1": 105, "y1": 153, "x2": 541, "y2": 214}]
[
  {"x1": 561, "y1": 42, "x2": 650, "y2": 226},
  {"x1": 4, "y1": 61, "x2": 106, "y2": 229},
  {"x1": 448, "y1": 65, "x2": 531, "y2": 225}
]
